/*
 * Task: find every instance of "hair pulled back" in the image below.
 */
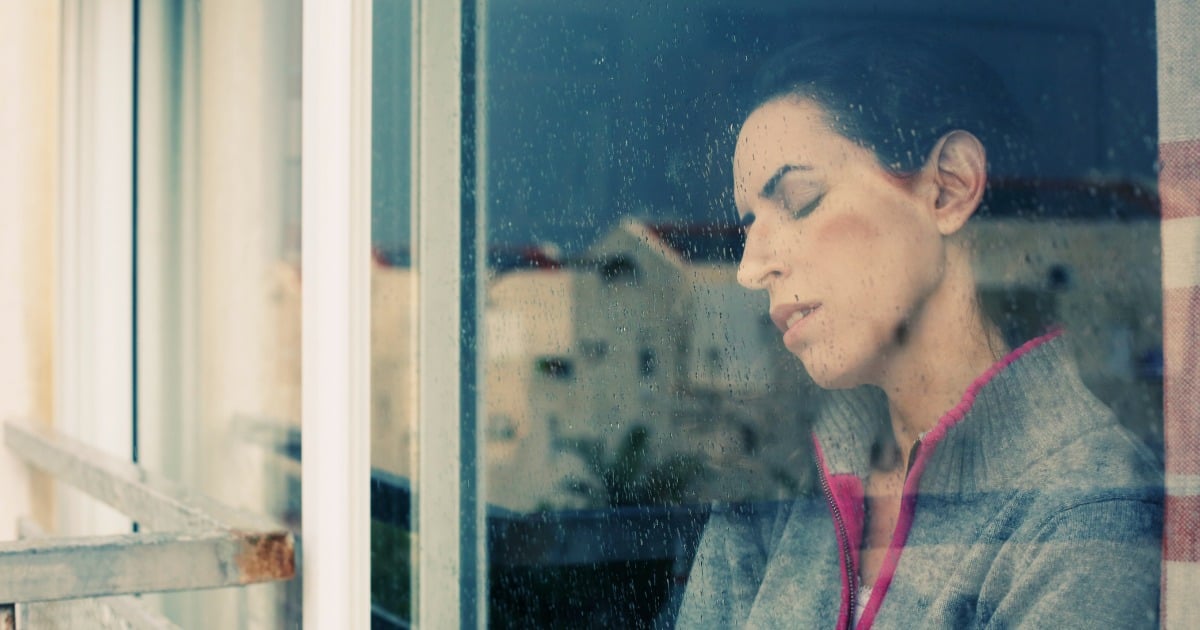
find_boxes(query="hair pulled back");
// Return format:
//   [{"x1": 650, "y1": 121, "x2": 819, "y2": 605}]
[{"x1": 749, "y1": 30, "x2": 1032, "y2": 203}]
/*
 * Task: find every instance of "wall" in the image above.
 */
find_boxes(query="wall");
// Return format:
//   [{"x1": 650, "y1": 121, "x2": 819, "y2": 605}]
[{"x1": 0, "y1": 0, "x2": 59, "y2": 540}]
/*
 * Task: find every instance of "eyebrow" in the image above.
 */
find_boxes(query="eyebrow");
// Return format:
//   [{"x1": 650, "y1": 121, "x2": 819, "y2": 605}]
[{"x1": 760, "y1": 164, "x2": 813, "y2": 198}]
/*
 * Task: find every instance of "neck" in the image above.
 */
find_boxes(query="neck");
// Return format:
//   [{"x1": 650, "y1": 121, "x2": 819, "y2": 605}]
[{"x1": 874, "y1": 255, "x2": 1006, "y2": 466}]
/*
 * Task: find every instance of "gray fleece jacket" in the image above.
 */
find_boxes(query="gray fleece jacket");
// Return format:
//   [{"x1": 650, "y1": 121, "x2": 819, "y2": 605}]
[{"x1": 676, "y1": 332, "x2": 1162, "y2": 629}]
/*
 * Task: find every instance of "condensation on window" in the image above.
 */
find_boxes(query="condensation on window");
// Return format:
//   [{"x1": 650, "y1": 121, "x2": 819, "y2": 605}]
[{"x1": 365, "y1": 0, "x2": 1163, "y2": 627}]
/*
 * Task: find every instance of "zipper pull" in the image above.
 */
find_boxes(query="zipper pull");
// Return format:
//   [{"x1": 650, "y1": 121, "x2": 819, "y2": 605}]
[{"x1": 904, "y1": 438, "x2": 922, "y2": 479}]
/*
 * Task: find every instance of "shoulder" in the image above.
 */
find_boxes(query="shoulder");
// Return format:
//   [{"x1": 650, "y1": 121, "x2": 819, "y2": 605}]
[
  {"x1": 975, "y1": 426, "x2": 1162, "y2": 626},
  {"x1": 989, "y1": 422, "x2": 1162, "y2": 588},
  {"x1": 1021, "y1": 421, "x2": 1162, "y2": 512},
  {"x1": 978, "y1": 491, "x2": 1162, "y2": 627}
]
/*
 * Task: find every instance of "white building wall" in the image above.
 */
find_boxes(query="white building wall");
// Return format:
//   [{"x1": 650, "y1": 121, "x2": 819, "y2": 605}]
[
  {"x1": 0, "y1": 1, "x2": 60, "y2": 540},
  {"x1": 485, "y1": 270, "x2": 583, "y2": 511}
]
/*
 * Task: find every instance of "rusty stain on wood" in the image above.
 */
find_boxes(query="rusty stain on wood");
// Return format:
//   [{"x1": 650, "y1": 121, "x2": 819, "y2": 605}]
[{"x1": 235, "y1": 531, "x2": 296, "y2": 581}]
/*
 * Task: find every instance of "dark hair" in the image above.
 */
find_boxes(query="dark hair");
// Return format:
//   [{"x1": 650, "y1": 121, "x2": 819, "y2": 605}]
[{"x1": 748, "y1": 30, "x2": 1033, "y2": 212}]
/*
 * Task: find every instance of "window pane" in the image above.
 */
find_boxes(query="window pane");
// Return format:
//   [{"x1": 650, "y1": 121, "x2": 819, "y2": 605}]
[
  {"x1": 136, "y1": 0, "x2": 302, "y2": 625},
  {"x1": 371, "y1": 0, "x2": 416, "y2": 626},
  {"x1": 479, "y1": 1, "x2": 1161, "y2": 627}
]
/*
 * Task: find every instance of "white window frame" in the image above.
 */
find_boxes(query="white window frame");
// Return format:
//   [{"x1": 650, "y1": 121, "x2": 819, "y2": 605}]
[
  {"x1": 299, "y1": 0, "x2": 372, "y2": 626},
  {"x1": 301, "y1": 0, "x2": 485, "y2": 626},
  {"x1": 412, "y1": 1, "x2": 487, "y2": 626},
  {"x1": 300, "y1": 0, "x2": 487, "y2": 619},
  {"x1": 61, "y1": 0, "x2": 483, "y2": 625},
  {"x1": 56, "y1": 0, "x2": 135, "y2": 538}
]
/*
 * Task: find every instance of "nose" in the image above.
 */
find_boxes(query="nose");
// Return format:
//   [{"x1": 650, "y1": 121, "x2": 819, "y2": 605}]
[{"x1": 736, "y1": 223, "x2": 786, "y2": 290}]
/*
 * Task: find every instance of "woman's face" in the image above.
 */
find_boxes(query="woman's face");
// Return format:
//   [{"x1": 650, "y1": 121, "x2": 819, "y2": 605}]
[{"x1": 734, "y1": 97, "x2": 947, "y2": 389}]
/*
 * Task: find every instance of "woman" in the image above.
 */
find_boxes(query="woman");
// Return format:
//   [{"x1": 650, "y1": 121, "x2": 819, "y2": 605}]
[{"x1": 676, "y1": 32, "x2": 1162, "y2": 629}]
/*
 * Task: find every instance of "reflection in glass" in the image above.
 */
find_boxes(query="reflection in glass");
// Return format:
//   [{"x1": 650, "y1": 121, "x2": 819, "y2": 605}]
[
  {"x1": 371, "y1": 0, "x2": 415, "y2": 626},
  {"x1": 471, "y1": 1, "x2": 1160, "y2": 627}
]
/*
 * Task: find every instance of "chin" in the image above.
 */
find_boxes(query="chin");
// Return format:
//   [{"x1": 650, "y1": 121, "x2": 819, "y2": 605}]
[
  {"x1": 795, "y1": 343, "x2": 874, "y2": 391},
  {"x1": 796, "y1": 353, "x2": 859, "y2": 391}
]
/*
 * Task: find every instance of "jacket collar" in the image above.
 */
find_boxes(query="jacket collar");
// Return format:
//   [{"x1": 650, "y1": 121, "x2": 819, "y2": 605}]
[{"x1": 811, "y1": 331, "x2": 1114, "y2": 494}]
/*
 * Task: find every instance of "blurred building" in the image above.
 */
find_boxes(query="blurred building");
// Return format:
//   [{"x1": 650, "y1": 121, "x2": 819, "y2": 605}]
[{"x1": 484, "y1": 220, "x2": 813, "y2": 511}]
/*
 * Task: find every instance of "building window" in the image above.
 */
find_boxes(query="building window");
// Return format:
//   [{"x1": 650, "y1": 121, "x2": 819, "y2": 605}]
[
  {"x1": 639, "y1": 348, "x2": 658, "y2": 379},
  {"x1": 536, "y1": 356, "x2": 575, "y2": 380},
  {"x1": 599, "y1": 255, "x2": 639, "y2": 285}
]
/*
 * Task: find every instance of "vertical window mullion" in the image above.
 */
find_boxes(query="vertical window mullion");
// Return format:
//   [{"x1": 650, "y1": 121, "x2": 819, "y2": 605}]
[
  {"x1": 301, "y1": 0, "x2": 372, "y2": 627},
  {"x1": 414, "y1": 0, "x2": 484, "y2": 627}
]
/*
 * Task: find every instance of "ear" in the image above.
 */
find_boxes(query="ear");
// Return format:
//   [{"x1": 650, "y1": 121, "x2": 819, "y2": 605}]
[{"x1": 925, "y1": 130, "x2": 987, "y2": 235}]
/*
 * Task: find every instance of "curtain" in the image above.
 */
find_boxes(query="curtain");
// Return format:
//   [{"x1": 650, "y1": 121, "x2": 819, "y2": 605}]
[{"x1": 1158, "y1": 1, "x2": 1200, "y2": 626}]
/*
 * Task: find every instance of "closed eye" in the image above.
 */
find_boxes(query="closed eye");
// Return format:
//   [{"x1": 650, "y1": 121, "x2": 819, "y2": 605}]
[
  {"x1": 738, "y1": 211, "x2": 756, "y2": 229},
  {"x1": 788, "y1": 193, "x2": 824, "y2": 219}
]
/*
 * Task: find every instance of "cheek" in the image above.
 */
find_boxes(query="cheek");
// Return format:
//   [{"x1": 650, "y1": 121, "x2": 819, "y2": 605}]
[
  {"x1": 810, "y1": 212, "x2": 886, "y2": 269},
  {"x1": 811, "y1": 210, "x2": 935, "y2": 321}
]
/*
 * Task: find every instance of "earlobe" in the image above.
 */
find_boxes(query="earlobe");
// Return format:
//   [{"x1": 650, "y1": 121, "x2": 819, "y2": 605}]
[{"x1": 928, "y1": 130, "x2": 987, "y2": 235}]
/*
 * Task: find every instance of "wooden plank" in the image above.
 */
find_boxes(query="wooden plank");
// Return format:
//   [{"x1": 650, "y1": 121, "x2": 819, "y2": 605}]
[
  {"x1": 13, "y1": 518, "x2": 180, "y2": 629},
  {"x1": 0, "y1": 529, "x2": 294, "y2": 603},
  {"x1": 1, "y1": 422, "x2": 294, "y2": 605},
  {"x1": 4, "y1": 421, "x2": 280, "y2": 533}
]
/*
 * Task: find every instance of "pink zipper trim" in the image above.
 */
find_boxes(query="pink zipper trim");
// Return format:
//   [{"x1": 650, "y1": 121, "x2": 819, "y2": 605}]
[
  {"x1": 855, "y1": 329, "x2": 1063, "y2": 629},
  {"x1": 813, "y1": 439, "x2": 865, "y2": 630}
]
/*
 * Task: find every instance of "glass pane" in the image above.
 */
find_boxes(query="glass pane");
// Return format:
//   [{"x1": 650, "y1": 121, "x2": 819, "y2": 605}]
[
  {"x1": 370, "y1": 0, "x2": 416, "y2": 626},
  {"x1": 479, "y1": 1, "x2": 1161, "y2": 627},
  {"x1": 135, "y1": 0, "x2": 302, "y2": 625}
]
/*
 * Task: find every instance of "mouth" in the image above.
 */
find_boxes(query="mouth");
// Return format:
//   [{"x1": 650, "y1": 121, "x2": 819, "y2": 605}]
[{"x1": 769, "y1": 302, "x2": 822, "y2": 334}]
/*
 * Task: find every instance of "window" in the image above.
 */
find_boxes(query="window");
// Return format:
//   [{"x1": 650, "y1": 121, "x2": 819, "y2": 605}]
[
  {"x1": 6, "y1": 0, "x2": 1200, "y2": 627},
  {"x1": 705, "y1": 347, "x2": 723, "y2": 371},
  {"x1": 135, "y1": 0, "x2": 304, "y2": 624},
  {"x1": 639, "y1": 348, "x2": 658, "y2": 379},
  {"x1": 535, "y1": 357, "x2": 575, "y2": 380},
  {"x1": 470, "y1": 0, "x2": 1169, "y2": 627}
]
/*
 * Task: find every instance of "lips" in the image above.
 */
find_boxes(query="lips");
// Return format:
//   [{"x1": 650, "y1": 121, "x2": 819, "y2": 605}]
[{"x1": 769, "y1": 302, "x2": 822, "y2": 335}]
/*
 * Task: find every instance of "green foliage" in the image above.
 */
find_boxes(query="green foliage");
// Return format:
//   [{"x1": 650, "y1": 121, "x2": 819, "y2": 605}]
[
  {"x1": 560, "y1": 424, "x2": 707, "y2": 508},
  {"x1": 371, "y1": 519, "x2": 412, "y2": 621}
]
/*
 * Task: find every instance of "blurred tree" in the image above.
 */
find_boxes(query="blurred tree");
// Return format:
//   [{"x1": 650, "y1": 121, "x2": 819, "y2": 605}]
[{"x1": 560, "y1": 424, "x2": 707, "y2": 508}]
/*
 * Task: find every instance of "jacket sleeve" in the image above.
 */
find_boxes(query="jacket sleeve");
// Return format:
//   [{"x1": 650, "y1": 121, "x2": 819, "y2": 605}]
[
  {"x1": 984, "y1": 497, "x2": 1162, "y2": 629},
  {"x1": 675, "y1": 515, "x2": 736, "y2": 629},
  {"x1": 675, "y1": 507, "x2": 775, "y2": 629}
]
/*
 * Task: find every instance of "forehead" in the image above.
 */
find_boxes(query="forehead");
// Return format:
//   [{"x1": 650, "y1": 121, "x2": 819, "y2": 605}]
[{"x1": 732, "y1": 98, "x2": 848, "y2": 206}]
